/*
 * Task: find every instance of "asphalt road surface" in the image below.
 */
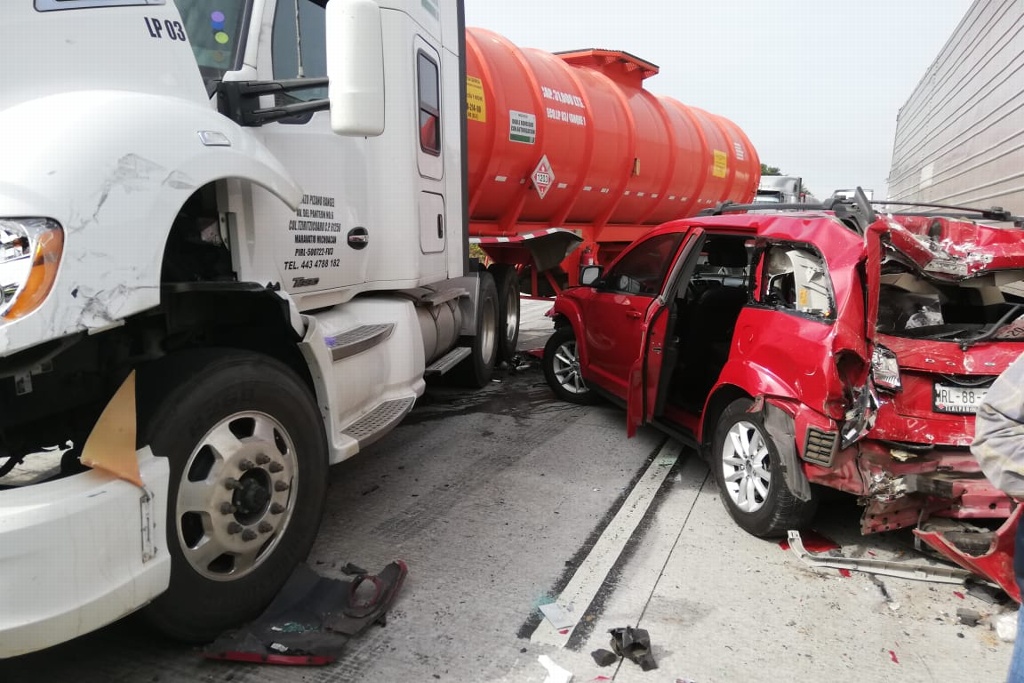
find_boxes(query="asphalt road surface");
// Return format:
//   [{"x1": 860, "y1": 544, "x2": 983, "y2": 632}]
[{"x1": 0, "y1": 305, "x2": 1015, "y2": 682}]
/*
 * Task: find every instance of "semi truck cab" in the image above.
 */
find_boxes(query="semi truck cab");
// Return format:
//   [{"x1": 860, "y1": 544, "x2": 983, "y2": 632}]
[{"x1": 1, "y1": 0, "x2": 503, "y2": 657}]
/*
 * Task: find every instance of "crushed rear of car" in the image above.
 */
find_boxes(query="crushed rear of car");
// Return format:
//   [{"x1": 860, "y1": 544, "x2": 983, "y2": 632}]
[{"x1": 543, "y1": 192, "x2": 1024, "y2": 598}]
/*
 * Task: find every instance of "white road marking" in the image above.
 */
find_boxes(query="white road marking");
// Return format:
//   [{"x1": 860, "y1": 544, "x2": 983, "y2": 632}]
[{"x1": 530, "y1": 439, "x2": 683, "y2": 648}]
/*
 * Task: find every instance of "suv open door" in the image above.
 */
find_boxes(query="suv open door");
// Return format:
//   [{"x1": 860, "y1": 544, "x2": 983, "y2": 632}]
[{"x1": 624, "y1": 229, "x2": 706, "y2": 436}]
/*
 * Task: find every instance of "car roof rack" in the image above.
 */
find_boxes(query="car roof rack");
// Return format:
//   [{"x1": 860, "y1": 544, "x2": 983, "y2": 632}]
[
  {"x1": 868, "y1": 200, "x2": 1024, "y2": 226},
  {"x1": 699, "y1": 187, "x2": 877, "y2": 234},
  {"x1": 699, "y1": 188, "x2": 1024, "y2": 231}
]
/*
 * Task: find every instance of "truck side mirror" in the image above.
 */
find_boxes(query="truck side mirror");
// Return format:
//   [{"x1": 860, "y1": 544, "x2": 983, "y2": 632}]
[
  {"x1": 580, "y1": 265, "x2": 603, "y2": 286},
  {"x1": 325, "y1": 0, "x2": 385, "y2": 136}
]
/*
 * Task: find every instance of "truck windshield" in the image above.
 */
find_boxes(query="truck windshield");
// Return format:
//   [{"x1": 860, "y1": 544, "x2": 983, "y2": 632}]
[{"x1": 173, "y1": 0, "x2": 250, "y2": 83}]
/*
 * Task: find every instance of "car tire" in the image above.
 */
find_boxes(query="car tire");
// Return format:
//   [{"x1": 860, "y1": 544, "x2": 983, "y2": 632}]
[
  {"x1": 488, "y1": 263, "x2": 520, "y2": 362},
  {"x1": 452, "y1": 271, "x2": 499, "y2": 388},
  {"x1": 711, "y1": 398, "x2": 817, "y2": 537},
  {"x1": 137, "y1": 350, "x2": 329, "y2": 642},
  {"x1": 543, "y1": 326, "x2": 599, "y2": 405}
]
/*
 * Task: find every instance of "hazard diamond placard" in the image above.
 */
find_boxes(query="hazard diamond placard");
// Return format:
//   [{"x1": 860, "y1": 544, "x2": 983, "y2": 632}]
[{"x1": 531, "y1": 155, "x2": 555, "y2": 200}]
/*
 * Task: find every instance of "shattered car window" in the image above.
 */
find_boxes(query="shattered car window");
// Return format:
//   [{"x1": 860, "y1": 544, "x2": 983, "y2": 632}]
[
  {"x1": 761, "y1": 246, "x2": 834, "y2": 318},
  {"x1": 876, "y1": 266, "x2": 1024, "y2": 343}
]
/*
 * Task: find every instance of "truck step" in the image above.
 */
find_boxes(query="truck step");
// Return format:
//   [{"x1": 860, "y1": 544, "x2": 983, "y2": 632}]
[
  {"x1": 324, "y1": 323, "x2": 395, "y2": 361},
  {"x1": 341, "y1": 397, "x2": 416, "y2": 448},
  {"x1": 425, "y1": 346, "x2": 472, "y2": 376}
]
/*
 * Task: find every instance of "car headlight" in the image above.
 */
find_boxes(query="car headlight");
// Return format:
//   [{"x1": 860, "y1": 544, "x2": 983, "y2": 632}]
[
  {"x1": 0, "y1": 218, "x2": 64, "y2": 321},
  {"x1": 871, "y1": 344, "x2": 902, "y2": 392}
]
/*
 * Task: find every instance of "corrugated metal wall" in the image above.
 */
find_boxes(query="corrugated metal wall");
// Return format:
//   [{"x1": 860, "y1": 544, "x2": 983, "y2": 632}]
[{"x1": 888, "y1": 0, "x2": 1024, "y2": 214}]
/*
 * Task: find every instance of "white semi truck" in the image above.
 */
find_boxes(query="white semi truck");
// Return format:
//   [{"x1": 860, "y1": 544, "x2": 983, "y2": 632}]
[
  {"x1": 754, "y1": 175, "x2": 804, "y2": 204},
  {"x1": 1, "y1": 0, "x2": 512, "y2": 657}
]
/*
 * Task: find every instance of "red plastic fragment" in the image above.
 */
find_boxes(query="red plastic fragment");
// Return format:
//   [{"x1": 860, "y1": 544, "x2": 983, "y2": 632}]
[
  {"x1": 954, "y1": 591, "x2": 965, "y2": 600},
  {"x1": 839, "y1": 568, "x2": 852, "y2": 578},
  {"x1": 778, "y1": 529, "x2": 840, "y2": 553},
  {"x1": 889, "y1": 650, "x2": 900, "y2": 664}
]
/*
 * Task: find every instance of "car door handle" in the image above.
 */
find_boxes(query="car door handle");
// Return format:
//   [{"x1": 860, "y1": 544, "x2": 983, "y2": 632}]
[{"x1": 626, "y1": 311, "x2": 642, "y2": 319}]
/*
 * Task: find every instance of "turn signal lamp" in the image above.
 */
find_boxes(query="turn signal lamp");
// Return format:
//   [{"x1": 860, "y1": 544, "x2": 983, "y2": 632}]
[{"x1": 0, "y1": 218, "x2": 64, "y2": 321}]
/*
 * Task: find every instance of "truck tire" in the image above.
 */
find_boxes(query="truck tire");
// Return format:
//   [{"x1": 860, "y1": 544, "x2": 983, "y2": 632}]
[
  {"x1": 137, "y1": 350, "x2": 328, "y2": 642},
  {"x1": 711, "y1": 398, "x2": 817, "y2": 538},
  {"x1": 543, "y1": 326, "x2": 598, "y2": 405},
  {"x1": 488, "y1": 263, "x2": 520, "y2": 361},
  {"x1": 451, "y1": 271, "x2": 499, "y2": 388}
]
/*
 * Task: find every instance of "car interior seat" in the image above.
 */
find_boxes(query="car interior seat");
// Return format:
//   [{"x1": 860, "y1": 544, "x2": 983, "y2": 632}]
[{"x1": 674, "y1": 239, "x2": 749, "y2": 405}]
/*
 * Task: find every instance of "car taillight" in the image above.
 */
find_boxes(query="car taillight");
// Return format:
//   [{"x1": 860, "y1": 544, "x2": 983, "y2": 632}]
[{"x1": 871, "y1": 345, "x2": 902, "y2": 392}]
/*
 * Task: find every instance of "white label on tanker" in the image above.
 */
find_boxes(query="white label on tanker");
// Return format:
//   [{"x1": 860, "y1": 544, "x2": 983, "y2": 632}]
[
  {"x1": 466, "y1": 76, "x2": 486, "y2": 123},
  {"x1": 712, "y1": 150, "x2": 728, "y2": 179},
  {"x1": 733, "y1": 141, "x2": 746, "y2": 161},
  {"x1": 509, "y1": 110, "x2": 537, "y2": 144}
]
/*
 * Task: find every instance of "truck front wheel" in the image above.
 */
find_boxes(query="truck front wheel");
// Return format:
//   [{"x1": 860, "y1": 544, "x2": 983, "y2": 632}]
[{"x1": 138, "y1": 350, "x2": 328, "y2": 642}]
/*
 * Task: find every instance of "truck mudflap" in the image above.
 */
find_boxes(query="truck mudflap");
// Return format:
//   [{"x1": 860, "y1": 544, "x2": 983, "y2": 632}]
[
  {"x1": 913, "y1": 505, "x2": 1021, "y2": 603},
  {"x1": 472, "y1": 229, "x2": 582, "y2": 296}
]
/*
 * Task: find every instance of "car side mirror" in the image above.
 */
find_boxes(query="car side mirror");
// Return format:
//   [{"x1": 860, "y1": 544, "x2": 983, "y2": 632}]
[{"x1": 580, "y1": 265, "x2": 603, "y2": 286}]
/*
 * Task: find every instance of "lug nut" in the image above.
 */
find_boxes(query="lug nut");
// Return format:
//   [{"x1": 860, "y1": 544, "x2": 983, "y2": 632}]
[
  {"x1": 269, "y1": 462, "x2": 284, "y2": 473},
  {"x1": 255, "y1": 454, "x2": 271, "y2": 465},
  {"x1": 239, "y1": 459, "x2": 255, "y2": 471},
  {"x1": 224, "y1": 478, "x2": 242, "y2": 491},
  {"x1": 241, "y1": 529, "x2": 257, "y2": 542},
  {"x1": 227, "y1": 522, "x2": 243, "y2": 534},
  {"x1": 219, "y1": 502, "x2": 236, "y2": 515},
  {"x1": 270, "y1": 503, "x2": 286, "y2": 515},
  {"x1": 258, "y1": 521, "x2": 273, "y2": 534},
  {"x1": 274, "y1": 480, "x2": 290, "y2": 492}
]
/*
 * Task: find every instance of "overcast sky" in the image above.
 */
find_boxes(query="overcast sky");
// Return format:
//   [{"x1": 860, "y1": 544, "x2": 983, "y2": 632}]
[{"x1": 465, "y1": 0, "x2": 974, "y2": 200}]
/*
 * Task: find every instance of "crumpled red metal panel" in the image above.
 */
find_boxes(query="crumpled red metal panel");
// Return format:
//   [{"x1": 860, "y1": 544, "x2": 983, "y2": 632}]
[{"x1": 914, "y1": 505, "x2": 1021, "y2": 603}]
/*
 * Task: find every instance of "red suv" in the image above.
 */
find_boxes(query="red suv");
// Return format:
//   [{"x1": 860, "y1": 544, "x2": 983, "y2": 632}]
[{"x1": 543, "y1": 194, "x2": 1024, "y2": 597}]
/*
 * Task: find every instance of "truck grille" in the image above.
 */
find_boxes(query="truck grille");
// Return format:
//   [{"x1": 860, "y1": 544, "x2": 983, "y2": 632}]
[{"x1": 803, "y1": 427, "x2": 838, "y2": 466}]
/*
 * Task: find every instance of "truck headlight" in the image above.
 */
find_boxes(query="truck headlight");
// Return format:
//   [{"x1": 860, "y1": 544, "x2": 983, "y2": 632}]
[
  {"x1": 871, "y1": 344, "x2": 902, "y2": 392},
  {"x1": 0, "y1": 218, "x2": 64, "y2": 320}
]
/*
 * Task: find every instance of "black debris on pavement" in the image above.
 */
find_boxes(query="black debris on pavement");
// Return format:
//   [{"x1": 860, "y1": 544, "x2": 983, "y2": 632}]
[
  {"x1": 204, "y1": 560, "x2": 408, "y2": 665},
  {"x1": 591, "y1": 648, "x2": 618, "y2": 667},
  {"x1": 609, "y1": 625, "x2": 657, "y2": 671}
]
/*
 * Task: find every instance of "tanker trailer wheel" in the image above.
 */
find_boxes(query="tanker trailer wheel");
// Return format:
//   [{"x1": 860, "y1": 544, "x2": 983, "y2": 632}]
[
  {"x1": 137, "y1": 350, "x2": 328, "y2": 642},
  {"x1": 711, "y1": 398, "x2": 816, "y2": 538},
  {"x1": 452, "y1": 271, "x2": 499, "y2": 388},
  {"x1": 488, "y1": 263, "x2": 520, "y2": 362},
  {"x1": 543, "y1": 326, "x2": 598, "y2": 405}
]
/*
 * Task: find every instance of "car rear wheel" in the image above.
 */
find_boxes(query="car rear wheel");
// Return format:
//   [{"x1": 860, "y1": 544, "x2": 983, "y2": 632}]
[
  {"x1": 712, "y1": 398, "x2": 816, "y2": 537},
  {"x1": 543, "y1": 326, "x2": 598, "y2": 405}
]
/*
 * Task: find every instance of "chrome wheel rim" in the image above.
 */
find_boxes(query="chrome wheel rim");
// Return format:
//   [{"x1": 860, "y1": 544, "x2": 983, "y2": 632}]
[
  {"x1": 552, "y1": 339, "x2": 588, "y2": 395},
  {"x1": 175, "y1": 411, "x2": 298, "y2": 581},
  {"x1": 504, "y1": 288, "x2": 519, "y2": 348},
  {"x1": 721, "y1": 419, "x2": 771, "y2": 513}
]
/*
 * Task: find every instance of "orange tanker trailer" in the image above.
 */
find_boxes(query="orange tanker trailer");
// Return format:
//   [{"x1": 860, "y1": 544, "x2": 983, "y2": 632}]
[{"x1": 465, "y1": 27, "x2": 761, "y2": 298}]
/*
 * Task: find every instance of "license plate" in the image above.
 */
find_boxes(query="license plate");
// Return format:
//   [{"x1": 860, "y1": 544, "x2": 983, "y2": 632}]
[{"x1": 933, "y1": 383, "x2": 988, "y2": 414}]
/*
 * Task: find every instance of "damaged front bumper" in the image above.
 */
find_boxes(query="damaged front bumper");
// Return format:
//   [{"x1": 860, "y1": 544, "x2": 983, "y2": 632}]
[{"x1": 0, "y1": 449, "x2": 170, "y2": 658}]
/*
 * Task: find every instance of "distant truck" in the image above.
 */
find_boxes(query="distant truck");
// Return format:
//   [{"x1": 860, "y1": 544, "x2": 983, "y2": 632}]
[
  {"x1": 888, "y1": 1, "x2": 1023, "y2": 214},
  {"x1": 755, "y1": 176, "x2": 804, "y2": 204}
]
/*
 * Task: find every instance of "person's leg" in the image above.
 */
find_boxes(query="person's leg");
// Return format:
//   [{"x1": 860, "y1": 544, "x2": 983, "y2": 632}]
[
  {"x1": 1009, "y1": 520, "x2": 1024, "y2": 682},
  {"x1": 1009, "y1": 606, "x2": 1024, "y2": 682}
]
